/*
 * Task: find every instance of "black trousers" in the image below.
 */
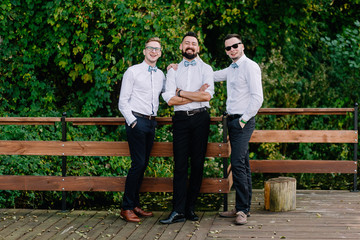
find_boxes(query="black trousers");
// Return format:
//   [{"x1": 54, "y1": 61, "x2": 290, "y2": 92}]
[
  {"x1": 228, "y1": 116, "x2": 255, "y2": 214},
  {"x1": 172, "y1": 111, "x2": 210, "y2": 213},
  {"x1": 122, "y1": 117, "x2": 157, "y2": 210}
]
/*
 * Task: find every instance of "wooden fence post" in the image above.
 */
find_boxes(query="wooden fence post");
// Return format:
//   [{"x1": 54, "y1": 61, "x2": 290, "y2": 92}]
[
  {"x1": 353, "y1": 102, "x2": 358, "y2": 192},
  {"x1": 61, "y1": 112, "x2": 67, "y2": 212}
]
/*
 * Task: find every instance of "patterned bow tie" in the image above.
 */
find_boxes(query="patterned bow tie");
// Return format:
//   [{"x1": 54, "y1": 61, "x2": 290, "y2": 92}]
[
  {"x1": 184, "y1": 60, "x2": 196, "y2": 67},
  {"x1": 148, "y1": 66, "x2": 158, "y2": 72},
  {"x1": 231, "y1": 63, "x2": 238, "y2": 69}
]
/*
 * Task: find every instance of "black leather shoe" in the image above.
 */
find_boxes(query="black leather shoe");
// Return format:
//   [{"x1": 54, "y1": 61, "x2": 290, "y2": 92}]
[
  {"x1": 159, "y1": 211, "x2": 185, "y2": 224},
  {"x1": 185, "y1": 211, "x2": 199, "y2": 221}
]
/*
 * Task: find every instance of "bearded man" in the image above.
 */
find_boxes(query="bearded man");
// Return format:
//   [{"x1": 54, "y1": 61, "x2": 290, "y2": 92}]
[{"x1": 160, "y1": 32, "x2": 214, "y2": 224}]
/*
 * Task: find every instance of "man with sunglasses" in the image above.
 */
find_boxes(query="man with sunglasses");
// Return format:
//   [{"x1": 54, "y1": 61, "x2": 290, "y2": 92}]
[
  {"x1": 214, "y1": 34, "x2": 263, "y2": 225},
  {"x1": 118, "y1": 37, "x2": 165, "y2": 222},
  {"x1": 160, "y1": 32, "x2": 214, "y2": 224}
]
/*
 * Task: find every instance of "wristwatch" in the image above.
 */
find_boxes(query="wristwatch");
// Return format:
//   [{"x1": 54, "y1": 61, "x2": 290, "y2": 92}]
[
  {"x1": 239, "y1": 118, "x2": 247, "y2": 128},
  {"x1": 240, "y1": 118, "x2": 247, "y2": 124}
]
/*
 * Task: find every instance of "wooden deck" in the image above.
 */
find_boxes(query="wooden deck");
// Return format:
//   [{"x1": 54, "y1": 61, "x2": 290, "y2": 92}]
[{"x1": 1, "y1": 189, "x2": 360, "y2": 240}]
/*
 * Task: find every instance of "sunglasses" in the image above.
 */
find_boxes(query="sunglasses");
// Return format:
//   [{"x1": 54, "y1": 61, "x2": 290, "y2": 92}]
[{"x1": 225, "y1": 42, "x2": 242, "y2": 51}]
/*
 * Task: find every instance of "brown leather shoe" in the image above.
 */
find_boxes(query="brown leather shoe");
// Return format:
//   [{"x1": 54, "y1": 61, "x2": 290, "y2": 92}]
[
  {"x1": 134, "y1": 207, "x2": 153, "y2": 217},
  {"x1": 235, "y1": 211, "x2": 247, "y2": 225},
  {"x1": 120, "y1": 209, "x2": 141, "y2": 223}
]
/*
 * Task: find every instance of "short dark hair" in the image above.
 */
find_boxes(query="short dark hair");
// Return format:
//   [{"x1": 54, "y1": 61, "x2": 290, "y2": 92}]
[
  {"x1": 182, "y1": 31, "x2": 199, "y2": 42},
  {"x1": 224, "y1": 34, "x2": 242, "y2": 43}
]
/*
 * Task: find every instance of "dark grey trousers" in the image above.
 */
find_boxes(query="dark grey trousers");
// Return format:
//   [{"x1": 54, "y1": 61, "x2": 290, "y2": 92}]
[{"x1": 228, "y1": 116, "x2": 255, "y2": 214}]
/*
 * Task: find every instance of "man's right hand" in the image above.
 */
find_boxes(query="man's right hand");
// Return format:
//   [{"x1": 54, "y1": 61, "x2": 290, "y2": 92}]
[
  {"x1": 167, "y1": 63, "x2": 179, "y2": 71},
  {"x1": 131, "y1": 120, "x2": 137, "y2": 128}
]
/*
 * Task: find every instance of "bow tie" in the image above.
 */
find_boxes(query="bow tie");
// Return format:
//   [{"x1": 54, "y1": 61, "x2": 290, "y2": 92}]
[
  {"x1": 184, "y1": 60, "x2": 196, "y2": 67},
  {"x1": 231, "y1": 63, "x2": 238, "y2": 69},
  {"x1": 148, "y1": 66, "x2": 158, "y2": 72}
]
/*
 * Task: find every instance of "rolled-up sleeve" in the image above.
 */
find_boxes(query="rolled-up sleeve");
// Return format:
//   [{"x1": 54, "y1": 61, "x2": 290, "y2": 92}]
[
  {"x1": 214, "y1": 68, "x2": 228, "y2": 82},
  {"x1": 242, "y1": 64, "x2": 263, "y2": 121},
  {"x1": 118, "y1": 69, "x2": 136, "y2": 126},
  {"x1": 203, "y1": 65, "x2": 215, "y2": 98},
  {"x1": 161, "y1": 68, "x2": 176, "y2": 104}
]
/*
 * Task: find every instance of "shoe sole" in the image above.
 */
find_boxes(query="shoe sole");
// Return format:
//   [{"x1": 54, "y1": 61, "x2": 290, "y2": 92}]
[
  {"x1": 235, "y1": 221, "x2": 247, "y2": 225},
  {"x1": 219, "y1": 214, "x2": 236, "y2": 218},
  {"x1": 120, "y1": 215, "x2": 141, "y2": 223},
  {"x1": 121, "y1": 218, "x2": 141, "y2": 223},
  {"x1": 173, "y1": 218, "x2": 186, "y2": 223},
  {"x1": 159, "y1": 218, "x2": 186, "y2": 224},
  {"x1": 219, "y1": 214, "x2": 251, "y2": 218}
]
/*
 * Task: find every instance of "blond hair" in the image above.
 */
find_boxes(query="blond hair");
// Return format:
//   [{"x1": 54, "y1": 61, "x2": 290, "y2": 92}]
[{"x1": 145, "y1": 37, "x2": 161, "y2": 47}]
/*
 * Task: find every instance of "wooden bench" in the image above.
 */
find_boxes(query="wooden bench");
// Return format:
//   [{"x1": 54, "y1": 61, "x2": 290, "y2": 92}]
[{"x1": 0, "y1": 115, "x2": 231, "y2": 210}]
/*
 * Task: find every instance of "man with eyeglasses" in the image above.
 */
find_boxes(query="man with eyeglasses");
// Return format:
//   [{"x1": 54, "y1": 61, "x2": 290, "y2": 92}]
[
  {"x1": 118, "y1": 37, "x2": 165, "y2": 222},
  {"x1": 214, "y1": 33, "x2": 263, "y2": 225},
  {"x1": 160, "y1": 31, "x2": 214, "y2": 224}
]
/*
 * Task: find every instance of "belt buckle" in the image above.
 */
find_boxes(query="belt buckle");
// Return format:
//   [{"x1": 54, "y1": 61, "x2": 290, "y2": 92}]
[{"x1": 186, "y1": 110, "x2": 195, "y2": 116}]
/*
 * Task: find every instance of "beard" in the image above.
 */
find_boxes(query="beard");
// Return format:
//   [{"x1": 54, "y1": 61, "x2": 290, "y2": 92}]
[
  {"x1": 182, "y1": 48, "x2": 197, "y2": 60},
  {"x1": 231, "y1": 56, "x2": 240, "y2": 62}
]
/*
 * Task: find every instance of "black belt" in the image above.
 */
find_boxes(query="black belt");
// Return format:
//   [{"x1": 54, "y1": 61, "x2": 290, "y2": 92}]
[
  {"x1": 175, "y1": 107, "x2": 208, "y2": 116},
  {"x1": 227, "y1": 114, "x2": 243, "y2": 121},
  {"x1": 132, "y1": 111, "x2": 156, "y2": 120}
]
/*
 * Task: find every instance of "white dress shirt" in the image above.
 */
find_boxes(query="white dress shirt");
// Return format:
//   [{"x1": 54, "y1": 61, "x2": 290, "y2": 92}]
[
  {"x1": 214, "y1": 54, "x2": 263, "y2": 121},
  {"x1": 162, "y1": 58, "x2": 214, "y2": 111},
  {"x1": 118, "y1": 61, "x2": 165, "y2": 125}
]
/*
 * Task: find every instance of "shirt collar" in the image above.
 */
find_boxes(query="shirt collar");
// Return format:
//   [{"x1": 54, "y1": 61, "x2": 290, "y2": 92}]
[
  {"x1": 230, "y1": 54, "x2": 246, "y2": 68},
  {"x1": 142, "y1": 61, "x2": 157, "y2": 71}
]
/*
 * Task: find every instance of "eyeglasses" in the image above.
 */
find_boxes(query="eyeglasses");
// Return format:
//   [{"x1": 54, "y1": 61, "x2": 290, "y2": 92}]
[
  {"x1": 225, "y1": 42, "x2": 242, "y2": 51},
  {"x1": 145, "y1": 46, "x2": 161, "y2": 52}
]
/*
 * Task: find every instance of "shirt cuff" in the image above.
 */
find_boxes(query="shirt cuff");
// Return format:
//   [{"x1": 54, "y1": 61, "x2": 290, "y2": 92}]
[
  {"x1": 241, "y1": 115, "x2": 250, "y2": 122},
  {"x1": 126, "y1": 115, "x2": 137, "y2": 126}
]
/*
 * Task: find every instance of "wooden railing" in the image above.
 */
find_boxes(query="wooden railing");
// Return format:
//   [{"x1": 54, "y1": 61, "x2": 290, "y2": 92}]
[
  {"x1": 0, "y1": 106, "x2": 358, "y2": 211},
  {"x1": 0, "y1": 115, "x2": 231, "y2": 210},
  {"x1": 249, "y1": 107, "x2": 358, "y2": 176}
]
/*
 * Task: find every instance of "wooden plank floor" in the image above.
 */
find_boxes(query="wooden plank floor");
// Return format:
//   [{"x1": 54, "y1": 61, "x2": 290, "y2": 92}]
[{"x1": 1, "y1": 189, "x2": 360, "y2": 240}]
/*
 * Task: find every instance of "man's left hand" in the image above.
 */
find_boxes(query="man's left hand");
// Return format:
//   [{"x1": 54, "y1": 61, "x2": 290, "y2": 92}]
[
  {"x1": 199, "y1": 83, "x2": 209, "y2": 92},
  {"x1": 239, "y1": 119, "x2": 246, "y2": 128}
]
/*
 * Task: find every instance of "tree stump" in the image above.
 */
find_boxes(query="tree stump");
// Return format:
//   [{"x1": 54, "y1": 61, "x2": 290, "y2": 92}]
[{"x1": 264, "y1": 177, "x2": 296, "y2": 212}]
